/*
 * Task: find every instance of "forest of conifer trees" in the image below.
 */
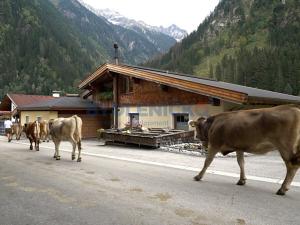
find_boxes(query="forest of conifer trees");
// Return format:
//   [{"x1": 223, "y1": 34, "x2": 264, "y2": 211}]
[{"x1": 146, "y1": 0, "x2": 300, "y2": 95}]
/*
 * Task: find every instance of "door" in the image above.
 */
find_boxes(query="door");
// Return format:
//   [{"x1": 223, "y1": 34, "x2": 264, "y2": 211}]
[
  {"x1": 174, "y1": 113, "x2": 189, "y2": 130},
  {"x1": 129, "y1": 113, "x2": 139, "y2": 128}
]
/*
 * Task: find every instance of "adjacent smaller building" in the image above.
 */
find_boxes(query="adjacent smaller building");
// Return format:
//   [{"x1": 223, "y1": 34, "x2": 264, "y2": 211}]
[
  {"x1": 0, "y1": 93, "x2": 55, "y2": 122},
  {"x1": 0, "y1": 94, "x2": 110, "y2": 138}
]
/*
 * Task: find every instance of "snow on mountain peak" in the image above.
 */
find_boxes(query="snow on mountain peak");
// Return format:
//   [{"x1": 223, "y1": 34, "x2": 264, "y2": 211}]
[{"x1": 78, "y1": 1, "x2": 187, "y2": 42}]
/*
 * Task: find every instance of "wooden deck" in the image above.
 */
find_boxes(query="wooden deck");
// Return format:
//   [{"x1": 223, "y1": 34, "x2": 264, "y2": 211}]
[{"x1": 103, "y1": 128, "x2": 195, "y2": 148}]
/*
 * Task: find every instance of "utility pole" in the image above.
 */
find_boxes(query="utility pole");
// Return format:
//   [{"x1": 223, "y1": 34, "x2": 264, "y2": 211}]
[{"x1": 113, "y1": 43, "x2": 119, "y2": 128}]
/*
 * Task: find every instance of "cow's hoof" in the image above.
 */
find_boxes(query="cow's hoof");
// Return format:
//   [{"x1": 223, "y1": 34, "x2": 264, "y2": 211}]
[
  {"x1": 77, "y1": 157, "x2": 82, "y2": 162},
  {"x1": 56, "y1": 156, "x2": 61, "y2": 160},
  {"x1": 53, "y1": 155, "x2": 57, "y2": 159},
  {"x1": 72, "y1": 155, "x2": 75, "y2": 160},
  {"x1": 194, "y1": 175, "x2": 201, "y2": 181},
  {"x1": 36, "y1": 149, "x2": 39, "y2": 151},
  {"x1": 30, "y1": 147, "x2": 33, "y2": 150},
  {"x1": 236, "y1": 179, "x2": 246, "y2": 186},
  {"x1": 276, "y1": 189, "x2": 286, "y2": 196}
]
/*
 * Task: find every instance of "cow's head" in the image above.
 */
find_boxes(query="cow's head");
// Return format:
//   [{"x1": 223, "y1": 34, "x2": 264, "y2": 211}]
[{"x1": 189, "y1": 117, "x2": 211, "y2": 148}]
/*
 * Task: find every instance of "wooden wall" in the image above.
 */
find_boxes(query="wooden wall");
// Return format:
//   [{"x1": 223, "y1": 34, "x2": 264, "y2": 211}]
[
  {"x1": 58, "y1": 111, "x2": 111, "y2": 138},
  {"x1": 118, "y1": 77, "x2": 209, "y2": 107}
]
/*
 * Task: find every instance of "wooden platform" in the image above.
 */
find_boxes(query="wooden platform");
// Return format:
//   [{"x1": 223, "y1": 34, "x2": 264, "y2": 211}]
[{"x1": 103, "y1": 128, "x2": 195, "y2": 148}]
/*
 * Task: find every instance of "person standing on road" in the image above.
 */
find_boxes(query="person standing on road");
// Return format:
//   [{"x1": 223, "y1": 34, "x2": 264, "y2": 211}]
[{"x1": 4, "y1": 118, "x2": 13, "y2": 142}]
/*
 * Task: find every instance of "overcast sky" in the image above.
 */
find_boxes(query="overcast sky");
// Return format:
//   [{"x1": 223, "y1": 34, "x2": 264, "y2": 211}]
[{"x1": 81, "y1": 0, "x2": 220, "y2": 33}]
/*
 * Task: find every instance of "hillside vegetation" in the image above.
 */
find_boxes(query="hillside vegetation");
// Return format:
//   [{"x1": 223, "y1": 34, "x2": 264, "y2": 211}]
[
  {"x1": 146, "y1": 0, "x2": 300, "y2": 95},
  {"x1": 0, "y1": 0, "x2": 175, "y2": 98}
]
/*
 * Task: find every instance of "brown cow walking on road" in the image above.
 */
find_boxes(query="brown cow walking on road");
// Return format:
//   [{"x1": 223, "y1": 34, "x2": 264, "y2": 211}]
[
  {"x1": 49, "y1": 115, "x2": 82, "y2": 162},
  {"x1": 24, "y1": 121, "x2": 41, "y2": 151},
  {"x1": 189, "y1": 104, "x2": 300, "y2": 195}
]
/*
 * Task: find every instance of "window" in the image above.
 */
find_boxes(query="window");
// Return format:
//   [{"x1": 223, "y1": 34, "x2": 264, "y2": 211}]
[
  {"x1": 121, "y1": 77, "x2": 133, "y2": 94},
  {"x1": 25, "y1": 116, "x2": 30, "y2": 124},
  {"x1": 209, "y1": 97, "x2": 221, "y2": 106},
  {"x1": 36, "y1": 116, "x2": 42, "y2": 122},
  {"x1": 174, "y1": 113, "x2": 189, "y2": 131}
]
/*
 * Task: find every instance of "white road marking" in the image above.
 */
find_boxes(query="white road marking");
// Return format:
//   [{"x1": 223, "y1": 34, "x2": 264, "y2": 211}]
[{"x1": 3, "y1": 139, "x2": 300, "y2": 187}]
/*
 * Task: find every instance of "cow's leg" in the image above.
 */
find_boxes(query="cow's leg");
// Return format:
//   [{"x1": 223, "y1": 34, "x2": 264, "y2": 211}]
[
  {"x1": 36, "y1": 139, "x2": 39, "y2": 151},
  {"x1": 277, "y1": 163, "x2": 298, "y2": 195},
  {"x1": 194, "y1": 146, "x2": 217, "y2": 181},
  {"x1": 236, "y1": 151, "x2": 246, "y2": 185},
  {"x1": 69, "y1": 137, "x2": 76, "y2": 160},
  {"x1": 54, "y1": 140, "x2": 61, "y2": 160},
  {"x1": 33, "y1": 138, "x2": 39, "y2": 151},
  {"x1": 29, "y1": 138, "x2": 33, "y2": 150},
  {"x1": 77, "y1": 140, "x2": 82, "y2": 162}
]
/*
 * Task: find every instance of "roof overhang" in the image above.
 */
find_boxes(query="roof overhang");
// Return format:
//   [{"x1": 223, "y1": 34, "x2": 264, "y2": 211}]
[
  {"x1": 247, "y1": 96, "x2": 300, "y2": 105},
  {"x1": 79, "y1": 64, "x2": 110, "y2": 89},
  {"x1": 79, "y1": 64, "x2": 248, "y2": 104}
]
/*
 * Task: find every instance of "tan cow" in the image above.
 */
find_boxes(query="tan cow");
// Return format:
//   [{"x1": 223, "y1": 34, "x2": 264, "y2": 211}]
[
  {"x1": 24, "y1": 121, "x2": 41, "y2": 151},
  {"x1": 49, "y1": 115, "x2": 82, "y2": 162},
  {"x1": 11, "y1": 123, "x2": 23, "y2": 140},
  {"x1": 40, "y1": 120, "x2": 50, "y2": 142},
  {"x1": 189, "y1": 104, "x2": 300, "y2": 195}
]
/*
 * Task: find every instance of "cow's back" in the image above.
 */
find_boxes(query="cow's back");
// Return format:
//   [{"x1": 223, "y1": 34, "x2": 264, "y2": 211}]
[{"x1": 50, "y1": 116, "x2": 82, "y2": 141}]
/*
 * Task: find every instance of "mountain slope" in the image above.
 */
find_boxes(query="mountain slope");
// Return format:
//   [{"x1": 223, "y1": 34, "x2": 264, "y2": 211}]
[
  {"x1": 0, "y1": 0, "x2": 177, "y2": 98},
  {"x1": 146, "y1": 0, "x2": 300, "y2": 95},
  {"x1": 0, "y1": 0, "x2": 99, "y2": 97},
  {"x1": 77, "y1": 2, "x2": 182, "y2": 51}
]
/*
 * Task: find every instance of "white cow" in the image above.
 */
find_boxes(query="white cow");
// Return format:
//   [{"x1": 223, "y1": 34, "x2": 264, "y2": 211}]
[{"x1": 49, "y1": 115, "x2": 82, "y2": 162}]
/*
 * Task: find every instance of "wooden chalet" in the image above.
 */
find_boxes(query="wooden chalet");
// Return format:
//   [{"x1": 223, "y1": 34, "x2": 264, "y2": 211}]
[{"x1": 79, "y1": 63, "x2": 300, "y2": 131}]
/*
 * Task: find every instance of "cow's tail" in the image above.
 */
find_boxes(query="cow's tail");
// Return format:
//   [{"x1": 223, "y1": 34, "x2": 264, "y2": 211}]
[{"x1": 73, "y1": 115, "x2": 82, "y2": 150}]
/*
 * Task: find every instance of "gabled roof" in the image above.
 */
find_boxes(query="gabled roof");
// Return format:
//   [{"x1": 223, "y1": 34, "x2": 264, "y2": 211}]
[
  {"x1": 18, "y1": 96, "x2": 100, "y2": 111},
  {"x1": 0, "y1": 94, "x2": 55, "y2": 111},
  {"x1": 8, "y1": 94, "x2": 55, "y2": 107},
  {"x1": 79, "y1": 63, "x2": 300, "y2": 105}
]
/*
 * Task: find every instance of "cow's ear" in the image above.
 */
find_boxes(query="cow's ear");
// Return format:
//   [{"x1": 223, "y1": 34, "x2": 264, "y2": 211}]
[{"x1": 188, "y1": 120, "x2": 197, "y2": 127}]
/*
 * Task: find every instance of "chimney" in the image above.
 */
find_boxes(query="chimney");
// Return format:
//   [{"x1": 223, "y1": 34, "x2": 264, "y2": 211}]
[
  {"x1": 52, "y1": 91, "x2": 61, "y2": 98},
  {"x1": 113, "y1": 43, "x2": 119, "y2": 65}
]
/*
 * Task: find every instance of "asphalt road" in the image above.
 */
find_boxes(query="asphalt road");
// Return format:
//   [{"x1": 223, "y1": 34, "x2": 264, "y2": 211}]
[{"x1": 0, "y1": 137, "x2": 300, "y2": 225}]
